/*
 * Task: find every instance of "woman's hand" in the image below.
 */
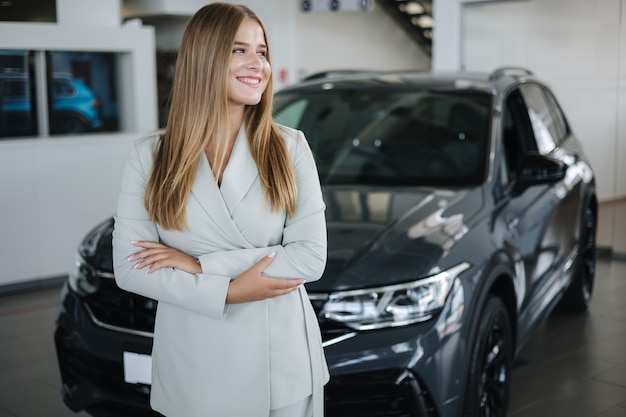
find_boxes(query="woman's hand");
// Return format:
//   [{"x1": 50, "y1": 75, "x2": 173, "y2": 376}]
[
  {"x1": 129, "y1": 241, "x2": 202, "y2": 274},
  {"x1": 226, "y1": 253, "x2": 305, "y2": 304}
]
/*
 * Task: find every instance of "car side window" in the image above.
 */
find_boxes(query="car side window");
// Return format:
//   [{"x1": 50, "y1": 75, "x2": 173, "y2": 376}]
[
  {"x1": 53, "y1": 79, "x2": 76, "y2": 97},
  {"x1": 519, "y1": 84, "x2": 561, "y2": 155},
  {"x1": 501, "y1": 88, "x2": 535, "y2": 185},
  {"x1": 542, "y1": 88, "x2": 569, "y2": 142}
]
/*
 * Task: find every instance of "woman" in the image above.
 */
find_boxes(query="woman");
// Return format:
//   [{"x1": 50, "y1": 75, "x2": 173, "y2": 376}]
[{"x1": 112, "y1": 3, "x2": 329, "y2": 417}]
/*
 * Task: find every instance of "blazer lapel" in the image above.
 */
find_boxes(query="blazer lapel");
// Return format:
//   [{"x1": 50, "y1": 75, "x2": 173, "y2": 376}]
[
  {"x1": 190, "y1": 152, "x2": 244, "y2": 239},
  {"x1": 220, "y1": 126, "x2": 259, "y2": 215}
]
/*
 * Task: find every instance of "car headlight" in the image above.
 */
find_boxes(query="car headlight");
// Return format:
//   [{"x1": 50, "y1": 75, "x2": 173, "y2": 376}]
[
  {"x1": 322, "y1": 262, "x2": 470, "y2": 330},
  {"x1": 68, "y1": 253, "x2": 99, "y2": 296}
]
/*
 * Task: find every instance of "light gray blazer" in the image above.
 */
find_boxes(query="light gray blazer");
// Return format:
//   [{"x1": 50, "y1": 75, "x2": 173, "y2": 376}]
[{"x1": 112, "y1": 125, "x2": 329, "y2": 417}]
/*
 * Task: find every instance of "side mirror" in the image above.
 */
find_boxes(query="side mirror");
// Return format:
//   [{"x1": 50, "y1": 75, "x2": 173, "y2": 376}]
[{"x1": 514, "y1": 153, "x2": 567, "y2": 194}]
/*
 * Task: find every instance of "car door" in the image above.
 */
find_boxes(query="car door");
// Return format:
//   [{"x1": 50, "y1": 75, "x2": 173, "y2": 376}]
[
  {"x1": 521, "y1": 83, "x2": 583, "y2": 267},
  {"x1": 499, "y1": 85, "x2": 577, "y2": 338}
]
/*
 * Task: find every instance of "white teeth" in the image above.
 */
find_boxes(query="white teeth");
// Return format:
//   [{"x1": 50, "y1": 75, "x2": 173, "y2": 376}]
[{"x1": 238, "y1": 77, "x2": 260, "y2": 85}]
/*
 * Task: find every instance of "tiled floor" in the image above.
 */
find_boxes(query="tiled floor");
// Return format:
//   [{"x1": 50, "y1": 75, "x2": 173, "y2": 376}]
[{"x1": 0, "y1": 257, "x2": 625, "y2": 417}]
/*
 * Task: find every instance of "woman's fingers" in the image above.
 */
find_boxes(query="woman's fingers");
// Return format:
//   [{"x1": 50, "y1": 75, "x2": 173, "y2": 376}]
[
  {"x1": 226, "y1": 253, "x2": 304, "y2": 304},
  {"x1": 128, "y1": 241, "x2": 201, "y2": 274},
  {"x1": 267, "y1": 277, "x2": 305, "y2": 291},
  {"x1": 128, "y1": 241, "x2": 163, "y2": 261},
  {"x1": 132, "y1": 240, "x2": 165, "y2": 248},
  {"x1": 251, "y1": 251, "x2": 276, "y2": 271}
]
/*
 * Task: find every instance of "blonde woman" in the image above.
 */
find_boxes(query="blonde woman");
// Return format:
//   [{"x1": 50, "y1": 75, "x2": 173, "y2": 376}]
[{"x1": 112, "y1": 3, "x2": 328, "y2": 417}]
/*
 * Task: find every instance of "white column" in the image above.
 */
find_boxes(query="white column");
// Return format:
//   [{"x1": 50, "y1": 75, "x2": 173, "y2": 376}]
[
  {"x1": 432, "y1": 0, "x2": 462, "y2": 72},
  {"x1": 57, "y1": 0, "x2": 122, "y2": 26}
]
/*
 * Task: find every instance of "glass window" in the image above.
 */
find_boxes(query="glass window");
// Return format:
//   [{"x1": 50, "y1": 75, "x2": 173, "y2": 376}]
[
  {"x1": 0, "y1": 0, "x2": 56, "y2": 23},
  {"x1": 2, "y1": 50, "x2": 122, "y2": 139},
  {"x1": 0, "y1": 50, "x2": 38, "y2": 138},
  {"x1": 274, "y1": 89, "x2": 491, "y2": 186},
  {"x1": 519, "y1": 84, "x2": 559, "y2": 155},
  {"x1": 48, "y1": 51, "x2": 119, "y2": 135},
  {"x1": 542, "y1": 88, "x2": 569, "y2": 144}
]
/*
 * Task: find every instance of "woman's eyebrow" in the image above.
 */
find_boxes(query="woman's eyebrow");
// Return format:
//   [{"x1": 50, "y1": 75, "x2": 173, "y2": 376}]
[{"x1": 234, "y1": 40, "x2": 267, "y2": 49}]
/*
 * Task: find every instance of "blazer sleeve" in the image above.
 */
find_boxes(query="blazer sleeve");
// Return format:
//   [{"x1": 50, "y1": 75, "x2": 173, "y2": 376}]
[
  {"x1": 112, "y1": 138, "x2": 230, "y2": 320},
  {"x1": 196, "y1": 130, "x2": 327, "y2": 282}
]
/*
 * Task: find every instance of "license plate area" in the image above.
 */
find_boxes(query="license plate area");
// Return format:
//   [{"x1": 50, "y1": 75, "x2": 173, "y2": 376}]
[{"x1": 123, "y1": 351, "x2": 152, "y2": 385}]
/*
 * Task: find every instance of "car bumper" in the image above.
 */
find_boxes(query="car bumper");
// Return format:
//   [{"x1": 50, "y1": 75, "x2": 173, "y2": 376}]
[
  {"x1": 55, "y1": 282, "x2": 460, "y2": 417},
  {"x1": 54, "y1": 283, "x2": 158, "y2": 417},
  {"x1": 325, "y1": 368, "x2": 437, "y2": 417}
]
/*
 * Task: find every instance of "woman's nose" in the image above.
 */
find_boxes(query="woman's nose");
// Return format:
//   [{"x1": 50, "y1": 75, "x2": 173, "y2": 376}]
[{"x1": 246, "y1": 53, "x2": 262, "y2": 69}]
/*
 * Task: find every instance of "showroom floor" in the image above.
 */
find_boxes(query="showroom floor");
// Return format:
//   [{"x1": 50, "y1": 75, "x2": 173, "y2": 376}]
[{"x1": 0, "y1": 258, "x2": 625, "y2": 417}]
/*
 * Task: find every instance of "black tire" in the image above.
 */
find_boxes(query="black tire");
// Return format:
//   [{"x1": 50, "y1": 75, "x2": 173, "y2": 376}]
[
  {"x1": 463, "y1": 296, "x2": 513, "y2": 417},
  {"x1": 558, "y1": 205, "x2": 596, "y2": 313}
]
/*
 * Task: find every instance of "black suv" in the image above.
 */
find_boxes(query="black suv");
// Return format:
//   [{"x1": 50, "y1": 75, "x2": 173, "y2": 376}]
[{"x1": 54, "y1": 67, "x2": 597, "y2": 417}]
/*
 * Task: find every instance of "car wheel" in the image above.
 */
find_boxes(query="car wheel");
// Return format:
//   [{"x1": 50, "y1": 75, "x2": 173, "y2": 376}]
[
  {"x1": 59, "y1": 116, "x2": 88, "y2": 133},
  {"x1": 463, "y1": 295, "x2": 513, "y2": 417},
  {"x1": 558, "y1": 205, "x2": 596, "y2": 313}
]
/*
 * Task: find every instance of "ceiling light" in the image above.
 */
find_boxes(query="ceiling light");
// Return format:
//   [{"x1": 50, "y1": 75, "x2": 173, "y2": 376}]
[
  {"x1": 404, "y1": 2, "x2": 424, "y2": 14},
  {"x1": 411, "y1": 15, "x2": 433, "y2": 28}
]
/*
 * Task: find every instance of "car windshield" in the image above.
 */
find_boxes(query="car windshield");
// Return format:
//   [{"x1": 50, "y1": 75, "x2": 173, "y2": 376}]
[{"x1": 274, "y1": 88, "x2": 491, "y2": 186}]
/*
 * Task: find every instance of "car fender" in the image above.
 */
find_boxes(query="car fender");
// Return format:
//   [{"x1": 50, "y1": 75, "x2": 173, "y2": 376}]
[{"x1": 451, "y1": 251, "x2": 519, "y2": 416}]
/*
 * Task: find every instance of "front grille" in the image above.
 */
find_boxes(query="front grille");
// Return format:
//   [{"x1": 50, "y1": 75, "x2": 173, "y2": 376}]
[
  {"x1": 54, "y1": 326, "x2": 152, "y2": 400},
  {"x1": 86, "y1": 276, "x2": 156, "y2": 334}
]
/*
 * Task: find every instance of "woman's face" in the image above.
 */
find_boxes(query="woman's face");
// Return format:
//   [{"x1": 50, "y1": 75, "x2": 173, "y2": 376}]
[{"x1": 228, "y1": 18, "x2": 271, "y2": 109}]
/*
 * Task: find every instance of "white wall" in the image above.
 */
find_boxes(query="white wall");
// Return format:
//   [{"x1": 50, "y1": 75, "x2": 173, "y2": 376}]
[
  {"x1": 289, "y1": 3, "x2": 430, "y2": 80},
  {"x1": 0, "y1": 20, "x2": 158, "y2": 286},
  {"x1": 57, "y1": 0, "x2": 122, "y2": 26},
  {"x1": 461, "y1": 0, "x2": 626, "y2": 202},
  {"x1": 143, "y1": 0, "x2": 431, "y2": 88},
  {"x1": 458, "y1": 0, "x2": 626, "y2": 253},
  {"x1": 0, "y1": 134, "x2": 136, "y2": 284}
]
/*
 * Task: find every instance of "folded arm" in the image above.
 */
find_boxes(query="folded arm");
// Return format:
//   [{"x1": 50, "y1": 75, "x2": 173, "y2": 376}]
[
  {"x1": 113, "y1": 139, "x2": 236, "y2": 319},
  {"x1": 112, "y1": 132, "x2": 325, "y2": 319},
  {"x1": 196, "y1": 130, "x2": 327, "y2": 281}
]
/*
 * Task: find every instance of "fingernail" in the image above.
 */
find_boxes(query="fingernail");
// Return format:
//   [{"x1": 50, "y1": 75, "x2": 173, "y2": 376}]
[
  {"x1": 267, "y1": 252, "x2": 276, "y2": 259},
  {"x1": 128, "y1": 256, "x2": 134, "y2": 261},
  {"x1": 131, "y1": 241, "x2": 138, "y2": 244}
]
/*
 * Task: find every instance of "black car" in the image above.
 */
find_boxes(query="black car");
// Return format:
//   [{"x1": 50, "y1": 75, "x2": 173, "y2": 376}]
[{"x1": 54, "y1": 67, "x2": 597, "y2": 417}]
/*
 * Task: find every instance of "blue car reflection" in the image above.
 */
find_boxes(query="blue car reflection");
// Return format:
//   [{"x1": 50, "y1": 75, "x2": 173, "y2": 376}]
[{"x1": 0, "y1": 72, "x2": 103, "y2": 136}]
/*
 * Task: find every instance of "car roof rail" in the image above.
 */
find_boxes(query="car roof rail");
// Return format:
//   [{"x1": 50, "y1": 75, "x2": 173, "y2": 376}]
[
  {"x1": 302, "y1": 69, "x2": 379, "y2": 81},
  {"x1": 489, "y1": 66, "x2": 534, "y2": 81}
]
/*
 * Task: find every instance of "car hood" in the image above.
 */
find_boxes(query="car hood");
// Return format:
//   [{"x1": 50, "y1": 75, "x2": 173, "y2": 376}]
[
  {"x1": 306, "y1": 186, "x2": 483, "y2": 292},
  {"x1": 85, "y1": 187, "x2": 482, "y2": 292}
]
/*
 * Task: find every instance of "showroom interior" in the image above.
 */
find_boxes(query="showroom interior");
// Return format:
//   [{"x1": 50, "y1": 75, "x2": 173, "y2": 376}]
[{"x1": 1, "y1": 0, "x2": 626, "y2": 416}]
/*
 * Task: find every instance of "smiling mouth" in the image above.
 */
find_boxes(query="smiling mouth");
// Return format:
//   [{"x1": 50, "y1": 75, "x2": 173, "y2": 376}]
[{"x1": 237, "y1": 77, "x2": 261, "y2": 86}]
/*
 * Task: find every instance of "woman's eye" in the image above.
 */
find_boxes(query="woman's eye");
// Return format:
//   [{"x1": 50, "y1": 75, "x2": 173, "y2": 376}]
[
  {"x1": 233, "y1": 48, "x2": 244, "y2": 54},
  {"x1": 257, "y1": 50, "x2": 267, "y2": 58}
]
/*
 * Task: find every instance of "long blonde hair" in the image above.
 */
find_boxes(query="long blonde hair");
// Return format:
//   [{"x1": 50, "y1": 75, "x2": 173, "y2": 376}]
[{"x1": 145, "y1": 2, "x2": 297, "y2": 231}]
